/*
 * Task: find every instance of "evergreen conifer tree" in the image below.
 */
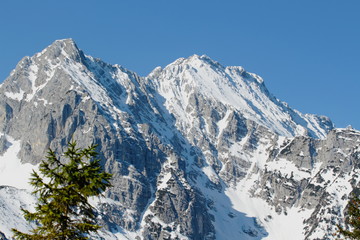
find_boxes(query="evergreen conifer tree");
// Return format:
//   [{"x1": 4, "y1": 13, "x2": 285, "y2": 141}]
[
  {"x1": 338, "y1": 194, "x2": 360, "y2": 239},
  {"x1": 12, "y1": 141, "x2": 112, "y2": 240}
]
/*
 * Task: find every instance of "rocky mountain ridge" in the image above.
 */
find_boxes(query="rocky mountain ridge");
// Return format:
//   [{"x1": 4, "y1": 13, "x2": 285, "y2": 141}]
[{"x1": 0, "y1": 39, "x2": 357, "y2": 240}]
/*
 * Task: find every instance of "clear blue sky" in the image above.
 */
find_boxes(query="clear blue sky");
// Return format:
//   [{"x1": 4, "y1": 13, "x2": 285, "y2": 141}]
[{"x1": 0, "y1": 0, "x2": 359, "y2": 129}]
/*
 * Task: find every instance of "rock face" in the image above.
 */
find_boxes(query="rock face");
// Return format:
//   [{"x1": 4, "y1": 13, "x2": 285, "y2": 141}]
[
  {"x1": 0, "y1": 231, "x2": 8, "y2": 240},
  {"x1": 0, "y1": 39, "x2": 358, "y2": 240}
]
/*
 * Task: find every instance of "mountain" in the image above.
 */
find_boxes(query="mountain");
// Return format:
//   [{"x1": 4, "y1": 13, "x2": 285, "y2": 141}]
[{"x1": 0, "y1": 39, "x2": 357, "y2": 240}]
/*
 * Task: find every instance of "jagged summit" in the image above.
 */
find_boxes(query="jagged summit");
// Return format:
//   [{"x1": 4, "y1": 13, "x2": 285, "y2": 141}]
[
  {"x1": 0, "y1": 39, "x2": 88, "y2": 104},
  {"x1": 2, "y1": 40, "x2": 333, "y2": 139},
  {"x1": 35, "y1": 38, "x2": 85, "y2": 64},
  {"x1": 48, "y1": 38, "x2": 78, "y2": 49},
  {"x1": 40, "y1": 38, "x2": 79, "y2": 54},
  {"x1": 162, "y1": 54, "x2": 263, "y2": 84},
  {"x1": 171, "y1": 54, "x2": 225, "y2": 69},
  {"x1": 149, "y1": 54, "x2": 333, "y2": 138}
]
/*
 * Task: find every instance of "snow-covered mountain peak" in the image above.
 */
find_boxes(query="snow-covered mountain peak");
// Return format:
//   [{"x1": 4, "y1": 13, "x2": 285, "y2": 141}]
[
  {"x1": 187, "y1": 54, "x2": 223, "y2": 67},
  {"x1": 158, "y1": 54, "x2": 266, "y2": 93},
  {"x1": 37, "y1": 38, "x2": 82, "y2": 61},
  {"x1": 48, "y1": 38, "x2": 78, "y2": 50},
  {"x1": 2, "y1": 40, "x2": 334, "y2": 141},
  {"x1": 0, "y1": 39, "x2": 88, "y2": 104},
  {"x1": 166, "y1": 54, "x2": 225, "y2": 72},
  {"x1": 0, "y1": 39, "x2": 356, "y2": 240},
  {"x1": 149, "y1": 54, "x2": 333, "y2": 138}
]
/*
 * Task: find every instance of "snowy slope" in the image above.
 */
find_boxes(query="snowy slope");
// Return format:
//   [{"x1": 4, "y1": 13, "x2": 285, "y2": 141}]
[
  {"x1": 149, "y1": 54, "x2": 333, "y2": 139},
  {"x1": 0, "y1": 135, "x2": 37, "y2": 190},
  {"x1": 0, "y1": 186, "x2": 37, "y2": 239}
]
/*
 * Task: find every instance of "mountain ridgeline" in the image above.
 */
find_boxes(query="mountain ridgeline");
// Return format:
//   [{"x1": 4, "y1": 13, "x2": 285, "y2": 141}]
[{"x1": 0, "y1": 39, "x2": 358, "y2": 240}]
